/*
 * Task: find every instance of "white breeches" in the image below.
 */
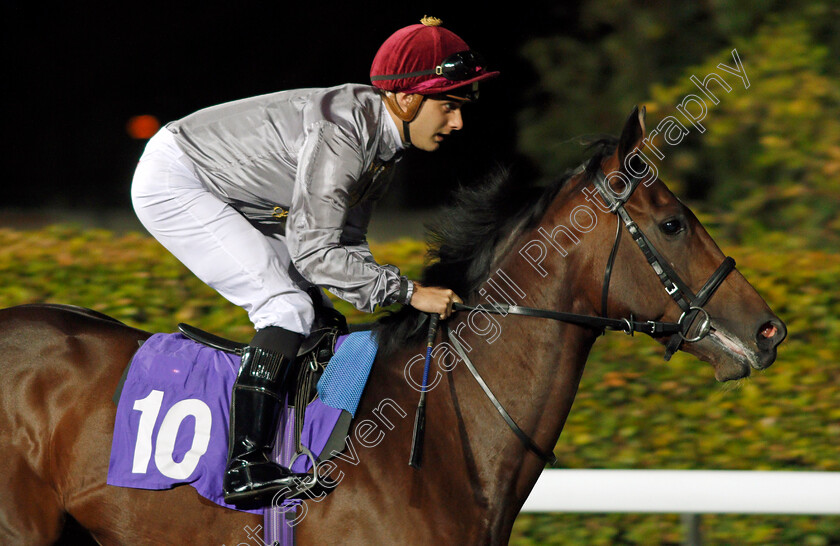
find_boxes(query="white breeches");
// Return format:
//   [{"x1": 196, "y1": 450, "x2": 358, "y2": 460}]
[{"x1": 130, "y1": 128, "x2": 315, "y2": 335}]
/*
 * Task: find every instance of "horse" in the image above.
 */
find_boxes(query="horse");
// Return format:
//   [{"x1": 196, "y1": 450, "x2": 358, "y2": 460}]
[{"x1": 0, "y1": 107, "x2": 786, "y2": 545}]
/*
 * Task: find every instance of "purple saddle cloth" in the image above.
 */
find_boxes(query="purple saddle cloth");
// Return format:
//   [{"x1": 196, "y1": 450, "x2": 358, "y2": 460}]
[{"x1": 106, "y1": 332, "x2": 362, "y2": 514}]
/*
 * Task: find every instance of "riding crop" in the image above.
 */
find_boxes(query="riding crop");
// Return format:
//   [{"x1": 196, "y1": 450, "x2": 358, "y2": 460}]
[{"x1": 408, "y1": 313, "x2": 439, "y2": 469}]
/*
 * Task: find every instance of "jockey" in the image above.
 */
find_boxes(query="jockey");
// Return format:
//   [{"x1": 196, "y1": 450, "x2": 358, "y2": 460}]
[{"x1": 130, "y1": 16, "x2": 498, "y2": 507}]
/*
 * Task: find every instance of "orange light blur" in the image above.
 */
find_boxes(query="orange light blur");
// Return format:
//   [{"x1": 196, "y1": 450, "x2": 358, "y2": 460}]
[{"x1": 126, "y1": 115, "x2": 161, "y2": 139}]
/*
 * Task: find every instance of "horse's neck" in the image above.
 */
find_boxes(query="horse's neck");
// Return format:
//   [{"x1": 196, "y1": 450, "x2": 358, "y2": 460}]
[{"x1": 449, "y1": 247, "x2": 597, "y2": 534}]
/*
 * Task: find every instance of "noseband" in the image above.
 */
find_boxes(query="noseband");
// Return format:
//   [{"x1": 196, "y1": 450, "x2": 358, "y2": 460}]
[{"x1": 446, "y1": 167, "x2": 736, "y2": 464}]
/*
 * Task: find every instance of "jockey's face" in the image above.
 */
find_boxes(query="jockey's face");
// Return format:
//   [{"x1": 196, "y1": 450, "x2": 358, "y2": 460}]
[{"x1": 409, "y1": 96, "x2": 466, "y2": 151}]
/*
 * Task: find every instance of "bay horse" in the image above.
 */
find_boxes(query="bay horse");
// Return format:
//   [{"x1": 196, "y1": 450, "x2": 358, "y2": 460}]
[{"x1": 0, "y1": 108, "x2": 785, "y2": 545}]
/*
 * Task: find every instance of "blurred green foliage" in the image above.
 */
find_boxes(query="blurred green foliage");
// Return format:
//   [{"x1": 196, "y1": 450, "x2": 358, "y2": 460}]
[
  {"x1": 0, "y1": 225, "x2": 425, "y2": 339},
  {"x1": 516, "y1": 0, "x2": 840, "y2": 251},
  {"x1": 0, "y1": 226, "x2": 837, "y2": 544}
]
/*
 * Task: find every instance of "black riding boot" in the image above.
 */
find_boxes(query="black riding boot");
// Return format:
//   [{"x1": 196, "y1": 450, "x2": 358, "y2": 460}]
[{"x1": 223, "y1": 326, "x2": 308, "y2": 507}]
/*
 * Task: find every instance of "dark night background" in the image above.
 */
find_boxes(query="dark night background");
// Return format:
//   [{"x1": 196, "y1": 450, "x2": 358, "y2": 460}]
[
  {"x1": 9, "y1": 3, "x2": 834, "y2": 242},
  {"x1": 6, "y1": 4, "x2": 570, "y2": 218}
]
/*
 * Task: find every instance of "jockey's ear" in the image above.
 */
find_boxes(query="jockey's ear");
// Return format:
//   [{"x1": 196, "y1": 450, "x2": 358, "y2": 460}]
[{"x1": 383, "y1": 92, "x2": 424, "y2": 123}]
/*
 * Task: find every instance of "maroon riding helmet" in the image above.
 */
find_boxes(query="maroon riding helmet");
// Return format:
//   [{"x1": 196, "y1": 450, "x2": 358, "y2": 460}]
[{"x1": 370, "y1": 16, "x2": 499, "y2": 134}]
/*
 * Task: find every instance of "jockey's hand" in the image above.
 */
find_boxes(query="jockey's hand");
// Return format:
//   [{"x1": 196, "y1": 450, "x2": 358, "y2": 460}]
[{"x1": 409, "y1": 282, "x2": 463, "y2": 319}]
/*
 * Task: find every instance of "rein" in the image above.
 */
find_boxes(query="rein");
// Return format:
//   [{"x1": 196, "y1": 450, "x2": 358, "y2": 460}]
[
  {"x1": 452, "y1": 301, "x2": 683, "y2": 337},
  {"x1": 429, "y1": 167, "x2": 737, "y2": 466},
  {"x1": 444, "y1": 322, "x2": 558, "y2": 465}
]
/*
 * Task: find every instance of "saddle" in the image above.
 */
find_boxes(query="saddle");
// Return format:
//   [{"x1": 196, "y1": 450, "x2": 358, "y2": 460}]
[
  {"x1": 180, "y1": 288, "x2": 347, "y2": 396},
  {"x1": 177, "y1": 288, "x2": 350, "y2": 500}
]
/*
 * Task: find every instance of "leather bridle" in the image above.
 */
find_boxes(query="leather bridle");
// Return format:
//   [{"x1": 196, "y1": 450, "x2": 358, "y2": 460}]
[
  {"x1": 591, "y1": 168, "x2": 736, "y2": 360},
  {"x1": 445, "y1": 167, "x2": 737, "y2": 465}
]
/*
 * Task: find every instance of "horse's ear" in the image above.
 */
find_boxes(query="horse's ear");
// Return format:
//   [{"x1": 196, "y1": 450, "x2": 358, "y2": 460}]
[{"x1": 617, "y1": 105, "x2": 647, "y2": 165}]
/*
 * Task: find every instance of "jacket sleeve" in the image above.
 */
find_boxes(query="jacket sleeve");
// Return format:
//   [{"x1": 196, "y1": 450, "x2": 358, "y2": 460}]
[{"x1": 286, "y1": 121, "x2": 406, "y2": 313}]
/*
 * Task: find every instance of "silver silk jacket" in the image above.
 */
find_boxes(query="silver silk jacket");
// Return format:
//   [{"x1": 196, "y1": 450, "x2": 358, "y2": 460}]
[{"x1": 166, "y1": 84, "x2": 408, "y2": 313}]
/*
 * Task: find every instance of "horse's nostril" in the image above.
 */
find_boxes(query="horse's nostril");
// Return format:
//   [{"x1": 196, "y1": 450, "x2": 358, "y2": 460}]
[
  {"x1": 756, "y1": 318, "x2": 786, "y2": 349},
  {"x1": 759, "y1": 322, "x2": 778, "y2": 339}
]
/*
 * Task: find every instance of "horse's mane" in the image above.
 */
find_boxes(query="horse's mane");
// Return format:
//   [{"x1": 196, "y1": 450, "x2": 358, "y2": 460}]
[{"x1": 373, "y1": 136, "x2": 618, "y2": 355}]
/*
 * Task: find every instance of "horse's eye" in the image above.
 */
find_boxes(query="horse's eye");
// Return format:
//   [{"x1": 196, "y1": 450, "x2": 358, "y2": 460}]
[{"x1": 660, "y1": 218, "x2": 684, "y2": 236}]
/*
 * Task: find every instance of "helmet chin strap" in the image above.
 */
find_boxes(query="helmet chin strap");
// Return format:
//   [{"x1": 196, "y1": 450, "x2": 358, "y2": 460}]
[
  {"x1": 383, "y1": 93, "x2": 424, "y2": 146},
  {"x1": 403, "y1": 120, "x2": 412, "y2": 146}
]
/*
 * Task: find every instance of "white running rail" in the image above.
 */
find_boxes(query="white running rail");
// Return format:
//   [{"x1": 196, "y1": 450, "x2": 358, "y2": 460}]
[{"x1": 522, "y1": 470, "x2": 840, "y2": 515}]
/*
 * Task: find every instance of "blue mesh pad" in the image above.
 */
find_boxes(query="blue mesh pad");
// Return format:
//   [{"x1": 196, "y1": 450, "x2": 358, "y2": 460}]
[{"x1": 316, "y1": 330, "x2": 378, "y2": 417}]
